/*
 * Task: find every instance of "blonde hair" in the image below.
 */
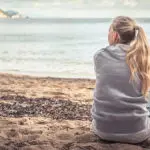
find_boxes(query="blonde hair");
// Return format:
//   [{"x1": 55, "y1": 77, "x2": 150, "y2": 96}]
[{"x1": 112, "y1": 16, "x2": 150, "y2": 97}]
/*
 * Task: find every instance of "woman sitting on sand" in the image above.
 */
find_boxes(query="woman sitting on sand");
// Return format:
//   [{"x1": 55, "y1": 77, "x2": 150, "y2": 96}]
[{"x1": 91, "y1": 16, "x2": 150, "y2": 144}]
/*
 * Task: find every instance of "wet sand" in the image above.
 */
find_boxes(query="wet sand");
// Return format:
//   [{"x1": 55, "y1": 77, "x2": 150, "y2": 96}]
[{"x1": 0, "y1": 73, "x2": 148, "y2": 150}]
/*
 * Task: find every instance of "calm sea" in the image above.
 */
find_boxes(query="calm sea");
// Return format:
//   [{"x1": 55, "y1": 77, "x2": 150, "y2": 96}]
[{"x1": 0, "y1": 18, "x2": 150, "y2": 79}]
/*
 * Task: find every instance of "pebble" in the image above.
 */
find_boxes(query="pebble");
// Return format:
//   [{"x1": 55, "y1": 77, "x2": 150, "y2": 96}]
[{"x1": 0, "y1": 95, "x2": 91, "y2": 120}]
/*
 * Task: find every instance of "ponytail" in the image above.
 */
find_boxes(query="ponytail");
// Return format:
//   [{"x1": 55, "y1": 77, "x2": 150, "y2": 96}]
[{"x1": 126, "y1": 26, "x2": 150, "y2": 97}]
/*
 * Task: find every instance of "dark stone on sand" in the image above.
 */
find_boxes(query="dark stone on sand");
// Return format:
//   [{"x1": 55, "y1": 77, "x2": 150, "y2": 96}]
[{"x1": 0, "y1": 95, "x2": 91, "y2": 120}]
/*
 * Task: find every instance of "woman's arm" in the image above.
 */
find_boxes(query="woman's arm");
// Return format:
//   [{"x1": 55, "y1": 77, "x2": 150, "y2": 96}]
[{"x1": 93, "y1": 48, "x2": 106, "y2": 75}]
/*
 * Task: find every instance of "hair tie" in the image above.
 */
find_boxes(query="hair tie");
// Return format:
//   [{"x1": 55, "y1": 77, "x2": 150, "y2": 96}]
[
  {"x1": 134, "y1": 26, "x2": 139, "y2": 39},
  {"x1": 134, "y1": 26, "x2": 139, "y2": 30}
]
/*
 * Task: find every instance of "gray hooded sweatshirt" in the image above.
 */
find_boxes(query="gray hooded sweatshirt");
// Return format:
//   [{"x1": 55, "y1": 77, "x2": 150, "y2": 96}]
[{"x1": 91, "y1": 44, "x2": 150, "y2": 143}]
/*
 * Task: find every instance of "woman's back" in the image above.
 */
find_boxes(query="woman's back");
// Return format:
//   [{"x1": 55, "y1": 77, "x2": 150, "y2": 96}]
[{"x1": 91, "y1": 44, "x2": 150, "y2": 143}]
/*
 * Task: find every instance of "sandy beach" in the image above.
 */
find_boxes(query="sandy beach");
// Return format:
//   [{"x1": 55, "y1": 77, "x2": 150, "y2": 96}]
[{"x1": 0, "y1": 73, "x2": 148, "y2": 150}]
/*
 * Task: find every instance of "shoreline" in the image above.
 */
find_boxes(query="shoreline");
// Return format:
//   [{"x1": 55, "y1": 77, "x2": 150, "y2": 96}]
[
  {"x1": 0, "y1": 72, "x2": 95, "y2": 100},
  {"x1": 0, "y1": 72, "x2": 95, "y2": 81}
]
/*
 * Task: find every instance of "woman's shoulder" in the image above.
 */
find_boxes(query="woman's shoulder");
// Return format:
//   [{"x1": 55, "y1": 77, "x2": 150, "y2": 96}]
[
  {"x1": 94, "y1": 45, "x2": 113, "y2": 59},
  {"x1": 94, "y1": 44, "x2": 128, "y2": 60},
  {"x1": 94, "y1": 45, "x2": 117, "y2": 54}
]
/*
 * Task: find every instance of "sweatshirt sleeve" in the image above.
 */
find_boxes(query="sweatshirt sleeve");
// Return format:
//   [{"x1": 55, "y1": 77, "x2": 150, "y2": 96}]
[{"x1": 93, "y1": 48, "x2": 106, "y2": 74}]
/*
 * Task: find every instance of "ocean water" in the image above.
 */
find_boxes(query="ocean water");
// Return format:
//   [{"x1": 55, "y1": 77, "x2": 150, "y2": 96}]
[{"x1": 0, "y1": 18, "x2": 150, "y2": 79}]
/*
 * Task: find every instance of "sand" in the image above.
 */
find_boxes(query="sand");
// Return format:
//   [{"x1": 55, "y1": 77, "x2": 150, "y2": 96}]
[{"x1": 0, "y1": 73, "x2": 148, "y2": 150}]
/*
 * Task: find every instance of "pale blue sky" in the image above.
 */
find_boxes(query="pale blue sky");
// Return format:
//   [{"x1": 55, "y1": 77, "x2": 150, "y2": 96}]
[{"x1": 0, "y1": 0, "x2": 150, "y2": 18}]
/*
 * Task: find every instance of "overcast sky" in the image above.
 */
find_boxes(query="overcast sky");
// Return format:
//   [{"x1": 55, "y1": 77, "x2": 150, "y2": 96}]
[{"x1": 0, "y1": 0, "x2": 150, "y2": 18}]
